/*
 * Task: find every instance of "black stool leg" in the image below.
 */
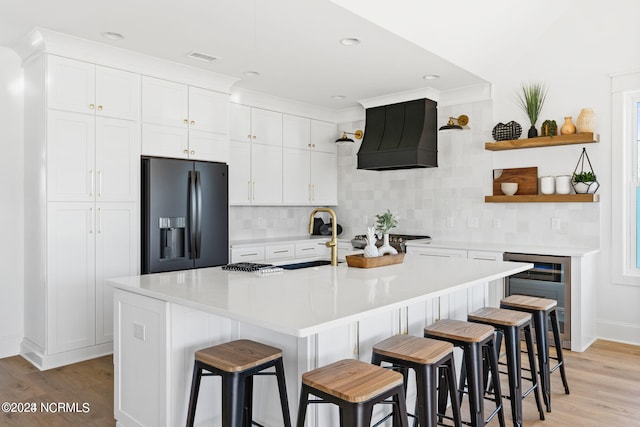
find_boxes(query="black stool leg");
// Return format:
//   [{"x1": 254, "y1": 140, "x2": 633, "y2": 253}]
[
  {"x1": 186, "y1": 361, "x2": 203, "y2": 427},
  {"x1": 503, "y1": 326, "x2": 522, "y2": 427},
  {"x1": 416, "y1": 365, "x2": 437, "y2": 427},
  {"x1": 221, "y1": 372, "x2": 245, "y2": 427},
  {"x1": 243, "y1": 375, "x2": 253, "y2": 427},
  {"x1": 464, "y1": 343, "x2": 484, "y2": 427},
  {"x1": 550, "y1": 309, "x2": 570, "y2": 395},
  {"x1": 444, "y1": 356, "x2": 462, "y2": 427},
  {"x1": 391, "y1": 384, "x2": 409, "y2": 427},
  {"x1": 524, "y1": 324, "x2": 545, "y2": 420},
  {"x1": 341, "y1": 402, "x2": 372, "y2": 427},
  {"x1": 531, "y1": 310, "x2": 552, "y2": 412},
  {"x1": 274, "y1": 358, "x2": 293, "y2": 427},
  {"x1": 296, "y1": 385, "x2": 310, "y2": 427},
  {"x1": 486, "y1": 337, "x2": 506, "y2": 427}
]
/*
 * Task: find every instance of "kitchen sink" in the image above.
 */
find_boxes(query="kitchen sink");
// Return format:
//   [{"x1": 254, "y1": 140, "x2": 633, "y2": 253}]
[{"x1": 279, "y1": 260, "x2": 335, "y2": 270}]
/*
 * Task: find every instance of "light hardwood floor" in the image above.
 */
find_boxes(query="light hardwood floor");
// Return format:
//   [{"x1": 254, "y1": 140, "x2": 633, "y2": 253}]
[{"x1": 0, "y1": 340, "x2": 638, "y2": 426}]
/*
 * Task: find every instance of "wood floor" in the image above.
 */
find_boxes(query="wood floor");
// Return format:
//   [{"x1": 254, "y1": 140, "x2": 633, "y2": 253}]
[{"x1": 0, "y1": 339, "x2": 638, "y2": 426}]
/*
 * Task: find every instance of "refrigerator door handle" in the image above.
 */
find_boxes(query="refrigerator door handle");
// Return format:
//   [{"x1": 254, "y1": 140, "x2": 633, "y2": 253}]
[
  {"x1": 195, "y1": 170, "x2": 202, "y2": 259},
  {"x1": 189, "y1": 170, "x2": 198, "y2": 259}
]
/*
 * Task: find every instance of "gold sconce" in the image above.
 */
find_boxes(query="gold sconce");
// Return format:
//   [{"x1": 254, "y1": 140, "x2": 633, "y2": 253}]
[
  {"x1": 439, "y1": 115, "x2": 469, "y2": 131},
  {"x1": 335, "y1": 130, "x2": 363, "y2": 143}
]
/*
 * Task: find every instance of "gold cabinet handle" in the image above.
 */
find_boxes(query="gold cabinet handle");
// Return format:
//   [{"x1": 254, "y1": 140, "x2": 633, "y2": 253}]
[
  {"x1": 252, "y1": 135, "x2": 256, "y2": 140},
  {"x1": 98, "y1": 208, "x2": 102, "y2": 234},
  {"x1": 247, "y1": 134, "x2": 251, "y2": 140},
  {"x1": 183, "y1": 149, "x2": 189, "y2": 155},
  {"x1": 89, "y1": 104, "x2": 95, "y2": 110},
  {"x1": 252, "y1": 181, "x2": 256, "y2": 200},
  {"x1": 97, "y1": 105, "x2": 103, "y2": 111},
  {"x1": 89, "y1": 170, "x2": 94, "y2": 197},
  {"x1": 247, "y1": 181, "x2": 251, "y2": 201},
  {"x1": 190, "y1": 150, "x2": 195, "y2": 155},
  {"x1": 89, "y1": 207, "x2": 93, "y2": 234},
  {"x1": 184, "y1": 119, "x2": 189, "y2": 125},
  {"x1": 190, "y1": 120, "x2": 195, "y2": 125}
]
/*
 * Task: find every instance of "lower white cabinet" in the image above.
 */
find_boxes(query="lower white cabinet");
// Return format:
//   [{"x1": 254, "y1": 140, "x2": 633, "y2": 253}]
[
  {"x1": 230, "y1": 238, "x2": 330, "y2": 264},
  {"x1": 406, "y1": 246, "x2": 467, "y2": 258}
]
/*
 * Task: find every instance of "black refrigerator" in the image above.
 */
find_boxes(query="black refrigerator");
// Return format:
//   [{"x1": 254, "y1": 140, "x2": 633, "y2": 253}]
[{"x1": 141, "y1": 157, "x2": 228, "y2": 274}]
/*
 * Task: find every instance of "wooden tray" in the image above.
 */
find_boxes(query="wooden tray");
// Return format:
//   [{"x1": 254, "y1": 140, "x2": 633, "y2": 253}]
[{"x1": 345, "y1": 253, "x2": 405, "y2": 268}]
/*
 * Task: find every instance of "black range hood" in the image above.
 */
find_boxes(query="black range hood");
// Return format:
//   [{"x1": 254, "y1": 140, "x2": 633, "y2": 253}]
[{"x1": 357, "y1": 98, "x2": 438, "y2": 171}]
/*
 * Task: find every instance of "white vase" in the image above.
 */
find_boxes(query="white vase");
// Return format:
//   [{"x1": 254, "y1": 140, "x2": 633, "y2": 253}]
[
  {"x1": 377, "y1": 233, "x2": 398, "y2": 256},
  {"x1": 576, "y1": 108, "x2": 596, "y2": 133},
  {"x1": 363, "y1": 227, "x2": 379, "y2": 258}
]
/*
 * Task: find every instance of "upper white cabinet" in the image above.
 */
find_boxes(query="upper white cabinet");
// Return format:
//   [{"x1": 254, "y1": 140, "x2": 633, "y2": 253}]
[
  {"x1": 141, "y1": 76, "x2": 229, "y2": 162},
  {"x1": 283, "y1": 115, "x2": 337, "y2": 205},
  {"x1": 229, "y1": 104, "x2": 283, "y2": 205},
  {"x1": 47, "y1": 55, "x2": 140, "y2": 121}
]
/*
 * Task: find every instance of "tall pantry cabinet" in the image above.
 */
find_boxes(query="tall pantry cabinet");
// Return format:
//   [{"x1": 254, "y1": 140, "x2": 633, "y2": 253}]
[{"x1": 23, "y1": 54, "x2": 140, "y2": 369}]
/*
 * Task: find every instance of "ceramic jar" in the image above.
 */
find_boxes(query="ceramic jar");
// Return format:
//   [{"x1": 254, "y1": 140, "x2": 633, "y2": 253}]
[
  {"x1": 576, "y1": 108, "x2": 596, "y2": 133},
  {"x1": 540, "y1": 176, "x2": 555, "y2": 194},
  {"x1": 555, "y1": 175, "x2": 572, "y2": 194},
  {"x1": 560, "y1": 116, "x2": 576, "y2": 135}
]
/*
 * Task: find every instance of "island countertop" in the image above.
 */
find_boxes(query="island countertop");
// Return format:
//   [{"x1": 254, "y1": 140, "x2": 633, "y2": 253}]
[{"x1": 109, "y1": 255, "x2": 532, "y2": 338}]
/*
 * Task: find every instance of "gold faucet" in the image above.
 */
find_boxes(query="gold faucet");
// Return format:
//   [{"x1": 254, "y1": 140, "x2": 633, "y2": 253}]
[{"x1": 308, "y1": 207, "x2": 338, "y2": 266}]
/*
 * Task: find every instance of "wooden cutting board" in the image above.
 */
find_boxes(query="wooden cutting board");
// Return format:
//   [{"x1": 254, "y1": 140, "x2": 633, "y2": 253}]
[{"x1": 493, "y1": 167, "x2": 538, "y2": 195}]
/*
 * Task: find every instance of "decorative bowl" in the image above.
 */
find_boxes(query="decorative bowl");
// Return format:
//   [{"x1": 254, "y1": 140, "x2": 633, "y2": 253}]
[{"x1": 501, "y1": 182, "x2": 518, "y2": 196}]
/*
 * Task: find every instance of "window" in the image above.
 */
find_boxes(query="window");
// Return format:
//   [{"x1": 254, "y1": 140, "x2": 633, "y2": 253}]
[{"x1": 612, "y1": 72, "x2": 640, "y2": 285}]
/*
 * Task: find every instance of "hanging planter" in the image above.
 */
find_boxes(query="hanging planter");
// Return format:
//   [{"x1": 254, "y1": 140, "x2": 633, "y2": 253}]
[{"x1": 571, "y1": 148, "x2": 599, "y2": 193}]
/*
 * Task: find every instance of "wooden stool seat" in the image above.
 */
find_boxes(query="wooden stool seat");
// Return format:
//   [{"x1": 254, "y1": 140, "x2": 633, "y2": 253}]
[
  {"x1": 302, "y1": 359, "x2": 403, "y2": 403},
  {"x1": 195, "y1": 339, "x2": 282, "y2": 372},
  {"x1": 297, "y1": 359, "x2": 409, "y2": 427},
  {"x1": 373, "y1": 334, "x2": 453, "y2": 364},
  {"x1": 501, "y1": 294, "x2": 557, "y2": 311},
  {"x1": 372, "y1": 335, "x2": 461, "y2": 427},
  {"x1": 467, "y1": 307, "x2": 531, "y2": 327},
  {"x1": 424, "y1": 318, "x2": 494, "y2": 343}
]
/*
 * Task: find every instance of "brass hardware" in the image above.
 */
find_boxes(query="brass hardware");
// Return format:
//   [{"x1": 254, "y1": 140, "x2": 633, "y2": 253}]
[
  {"x1": 252, "y1": 135, "x2": 256, "y2": 140},
  {"x1": 89, "y1": 208, "x2": 93, "y2": 234},
  {"x1": 308, "y1": 207, "x2": 338, "y2": 266},
  {"x1": 190, "y1": 150, "x2": 195, "y2": 155},
  {"x1": 440, "y1": 115, "x2": 469, "y2": 131},
  {"x1": 183, "y1": 149, "x2": 188, "y2": 154},
  {"x1": 98, "y1": 208, "x2": 102, "y2": 234},
  {"x1": 311, "y1": 144, "x2": 315, "y2": 148},
  {"x1": 89, "y1": 104, "x2": 95, "y2": 110},
  {"x1": 335, "y1": 129, "x2": 363, "y2": 143},
  {"x1": 190, "y1": 120, "x2": 195, "y2": 125},
  {"x1": 184, "y1": 119, "x2": 189, "y2": 124},
  {"x1": 97, "y1": 105, "x2": 103, "y2": 111},
  {"x1": 89, "y1": 170, "x2": 94, "y2": 197}
]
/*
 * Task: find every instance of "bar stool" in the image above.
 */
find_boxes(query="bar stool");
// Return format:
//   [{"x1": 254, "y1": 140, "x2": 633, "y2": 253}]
[
  {"x1": 371, "y1": 334, "x2": 462, "y2": 427},
  {"x1": 467, "y1": 307, "x2": 545, "y2": 427},
  {"x1": 424, "y1": 319, "x2": 505, "y2": 427},
  {"x1": 296, "y1": 358, "x2": 409, "y2": 427},
  {"x1": 186, "y1": 339, "x2": 292, "y2": 427},
  {"x1": 500, "y1": 295, "x2": 570, "y2": 412}
]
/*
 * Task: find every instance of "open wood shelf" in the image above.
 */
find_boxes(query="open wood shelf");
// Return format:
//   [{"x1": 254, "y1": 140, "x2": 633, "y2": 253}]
[
  {"x1": 485, "y1": 194, "x2": 600, "y2": 203},
  {"x1": 485, "y1": 132, "x2": 599, "y2": 151}
]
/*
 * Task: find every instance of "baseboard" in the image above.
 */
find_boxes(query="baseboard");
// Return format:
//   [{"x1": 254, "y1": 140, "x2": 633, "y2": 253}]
[
  {"x1": 0, "y1": 334, "x2": 22, "y2": 358},
  {"x1": 596, "y1": 319, "x2": 640, "y2": 346},
  {"x1": 20, "y1": 338, "x2": 113, "y2": 370}
]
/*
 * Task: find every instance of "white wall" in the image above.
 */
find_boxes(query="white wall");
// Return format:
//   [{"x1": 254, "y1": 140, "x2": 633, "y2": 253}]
[
  {"x1": 0, "y1": 47, "x2": 24, "y2": 357},
  {"x1": 332, "y1": 0, "x2": 640, "y2": 345}
]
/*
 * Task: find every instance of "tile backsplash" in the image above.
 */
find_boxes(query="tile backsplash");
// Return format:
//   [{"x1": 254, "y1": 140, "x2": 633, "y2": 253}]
[{"x1": 231, "y1": 99, "x2": 600, "y2": 249}]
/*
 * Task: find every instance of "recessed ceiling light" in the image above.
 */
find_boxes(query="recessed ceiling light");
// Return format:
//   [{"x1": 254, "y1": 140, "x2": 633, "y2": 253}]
[
  {"x1": 331, "y1": 95, "x2": 346, "y2": 100},
  {"x1": 186, "y1": 51, "x2": 218, "y2": 62},
  {"x1": 340, "y1": 38, "x2": 361, "y2": 46},
  {"x1": 243, "y1": 71, "x2": 261, "y2": 77},
  {"x1": 101, "y1": 32, "x2": 124, "y2": 41},
  {"x1": 423, "y1": 74, "x2": 440, "y2": 80}
]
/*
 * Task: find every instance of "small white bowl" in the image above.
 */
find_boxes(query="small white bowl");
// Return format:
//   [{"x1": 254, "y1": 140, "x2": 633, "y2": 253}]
[{"x1": 501, "y1": 182, "x2": 518, "y2": 196}]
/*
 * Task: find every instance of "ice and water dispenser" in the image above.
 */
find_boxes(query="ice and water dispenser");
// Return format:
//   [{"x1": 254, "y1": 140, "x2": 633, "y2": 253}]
[{"x1": 159, "y1": 217, "x2": 186, "y2": 259}]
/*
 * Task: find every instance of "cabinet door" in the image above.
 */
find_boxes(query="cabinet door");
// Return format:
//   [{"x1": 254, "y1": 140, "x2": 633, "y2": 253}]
[
  {"x1": 141, "y1": 123, "x2": 189, "y2": 159},
  {"x1": 188, "y1": 86, "x2": 228, "y2": 134},
  {"x1": 95, "y1": 117, "x2": 140, "y2": 202},
  {"x1": 283, "y1": 114, "x2": 310, "y2": 150},
  {"x1": 405, "y1": 247, "x2": 467, "y2": 258},
  {"x1": 189, "y1": 130, "x2": 229, "y2": 163},
  {"x1": 95, "y1": 66, "x2": 140, "y2": 121},
  {"x1": 141, "y1": 76, "x2": 188, "y2": 128},
  {"x1": 47, "y1": 202, "x2": 96, "y2": 354},
  {"x1": 251, "y1": 143, "x2": 282, "y2": 205},
  {"x1": 96, "y1": 203, "x2": 138, "y2": 345},
  {"x1": 47, "y1": 55, "x2": 95, "y2": 115},
  {"x1": 229, "y1": 140, "x2": 252, "y2": 205},
  {"x1": 283, "y1": 148, "x2": 310, "y2": 205},
  {"x1": 310, "y1": 151, "x2": 337, "y2": 205},
  {"x1": 47, "y1": 110, "x2": 95, "y2": 202},
  {"x1": 251, "y1": 108, "x2": 282, "y2": 146},
  {"x1": 311, "y1": 120, "x2": 337, "y2": 154},
  {"x1": 229, "y1": 103, "x2": 251, "y2": 142}
]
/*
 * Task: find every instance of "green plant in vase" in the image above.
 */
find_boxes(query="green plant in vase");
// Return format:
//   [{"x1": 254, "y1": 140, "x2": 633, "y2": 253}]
[
  {"x1": 374, "y1": 209, "x2": 398, "y2": 256},
  {"x1": 516, "y1": 81, "x2": 548, "y2": 138}
]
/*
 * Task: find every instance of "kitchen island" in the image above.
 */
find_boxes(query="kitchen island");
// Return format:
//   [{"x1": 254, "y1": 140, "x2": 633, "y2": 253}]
[{"x1": 110, "y1": 255, "x2": 531, "y2": 427}]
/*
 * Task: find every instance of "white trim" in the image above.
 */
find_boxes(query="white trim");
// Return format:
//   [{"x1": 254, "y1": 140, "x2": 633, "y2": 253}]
[
  {"x1": 20, "y1": 338, "x2": 113, "y2": 371},
  {"x1": 358, "y1": 87, "x2": 440, "y2": 109},
  {"x1": 611, "y1": 71, "x2": 640, "y2": 286},
  {"x1": 597, "y1": 319, "x2": 640, "y2": 346}
]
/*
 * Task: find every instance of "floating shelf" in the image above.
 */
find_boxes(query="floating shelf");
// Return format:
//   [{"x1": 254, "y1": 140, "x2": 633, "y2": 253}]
[
  {"x1": 485, "y1": 194, "x2": 600, "y2": 203},
  {"x1": 485, "y1": 132, "x2": 599, "y2": 151}
]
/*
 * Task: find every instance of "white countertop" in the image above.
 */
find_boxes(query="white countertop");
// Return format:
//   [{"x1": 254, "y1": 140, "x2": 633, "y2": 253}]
[
  {"x1": 406, "y1": 239, "x2": 599, "y2": 257},
  {"x1": 109, "y1": 255, "x2": 531, "y2": 338}
]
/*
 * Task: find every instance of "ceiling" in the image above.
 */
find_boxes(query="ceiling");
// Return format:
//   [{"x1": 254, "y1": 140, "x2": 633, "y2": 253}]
[{"x1": 0, "y1": 0, "x2": 486, "y2": 110}]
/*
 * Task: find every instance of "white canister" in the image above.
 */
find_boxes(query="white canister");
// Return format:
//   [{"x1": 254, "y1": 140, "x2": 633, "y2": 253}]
[
  {"x1": 555, "y1": 175, "x2": 572, "y2": 194},
  {"x1": 540, "y1": 176, "x2": 555, "y2": 195}
]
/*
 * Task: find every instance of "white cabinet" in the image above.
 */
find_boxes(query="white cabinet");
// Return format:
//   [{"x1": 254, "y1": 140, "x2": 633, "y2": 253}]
[
  {"x1": 22, "y1": 53, "x2": 140, "y2": 369},
  {"x1": 141, "y1": 76, "x2": 229, "y2": 162},
  {"x1": 229, "y1": 238, "x2": 330, "y2": 264},
  {"x1": 229, "y1": 104, "x2": 283, "y2": 205},
  {"x1": 47, "y1": 55, "x2": 140, "y2": 120},
  {"x1": 282, "y1": 116, "x2": 337, "y2": 205}
]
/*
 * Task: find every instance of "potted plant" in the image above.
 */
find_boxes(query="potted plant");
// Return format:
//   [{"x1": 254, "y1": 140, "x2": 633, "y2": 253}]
[
  {"x1": 516, "y1": 82, "x2": 548, "y2": 138},
  {"x1": 572, "y1": 171, "x2": 597, "y2": 194},
  {"x1": 375, "y1": 210, "x2": 398, "y2": 255}
]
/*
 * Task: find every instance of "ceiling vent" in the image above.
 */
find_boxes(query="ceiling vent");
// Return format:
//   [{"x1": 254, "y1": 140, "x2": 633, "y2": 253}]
[{"x1": 186, "y1": 51, "x2": 219, "y2": 62}]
